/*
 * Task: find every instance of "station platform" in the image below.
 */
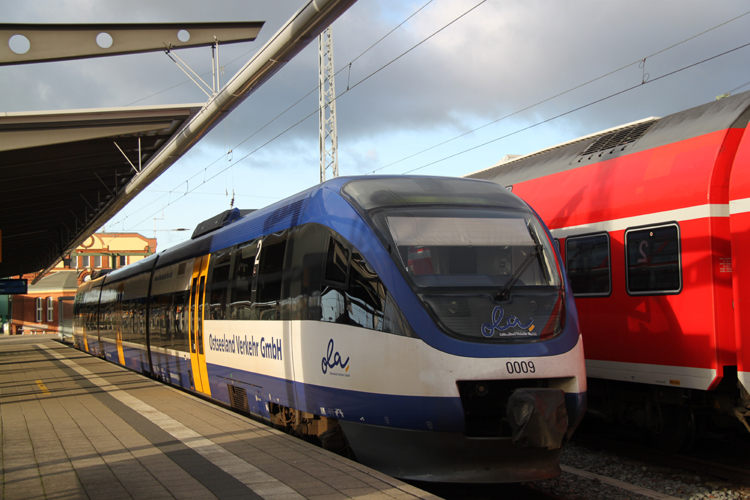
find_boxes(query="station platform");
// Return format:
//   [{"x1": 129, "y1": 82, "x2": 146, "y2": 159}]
[{"x1": 0, "y1": 335, "x2": 438, "y2": 500}]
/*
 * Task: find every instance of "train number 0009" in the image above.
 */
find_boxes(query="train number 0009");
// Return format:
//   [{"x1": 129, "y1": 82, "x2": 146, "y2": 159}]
[{"x1": 506, "y1": 361, "x2": 535, "y2": 374}]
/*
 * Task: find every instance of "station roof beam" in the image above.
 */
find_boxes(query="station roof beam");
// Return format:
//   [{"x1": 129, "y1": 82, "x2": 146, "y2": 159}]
[
  {"x1": 0, "y1": 104, "x2": 203, "y2": 278},
  {"x1": 0, "y1": 22, "x2": 264, "y2": 66}
]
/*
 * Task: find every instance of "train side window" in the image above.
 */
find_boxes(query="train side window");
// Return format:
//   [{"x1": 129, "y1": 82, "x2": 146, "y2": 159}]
[
  {"x1": 324, "y1": 237, "x2": 350, "y2": 286},
  {"x1": 287, "y1": 224, "x2": 327, "y2": 321},
  {"x1": 565, "y1": 233, "x2": 611, "y2": 296},
  {"x1": 172, "y1": 290, "x2": 189, "y2": 351},
  {"x1": 136, "y1": 298, "x2": 148, "y2": 345},
  {"x1": 253, "y1": 232, "x2": 288, "y2": 320},
  {"x1": 625, "y1": 223, "x2": 681, "y2": 295},
  {"x1": 229, "y1": 240, "x2": 258, "y2": 320},
  {"x1": 322, "y1": 237, "x2": 350, "y2": 324},
  {"x1": 320, "y1": 234, "x2": 389, "y2": 330},
  {"x1": 206, "y1": 248, "x2": 234, "y2": 320},
  {"x1": 346, "y1": 252, "x2": 386, "y2": 330}
]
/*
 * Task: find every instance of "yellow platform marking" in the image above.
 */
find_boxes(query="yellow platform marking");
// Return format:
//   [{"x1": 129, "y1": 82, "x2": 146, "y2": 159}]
[{"x1": 35, "y1": 379, "x2": 51, "y2": 395}]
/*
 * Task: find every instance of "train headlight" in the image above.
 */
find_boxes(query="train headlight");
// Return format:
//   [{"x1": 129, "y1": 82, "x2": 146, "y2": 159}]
[{"x1": 475, "y1": 382, "x2": 490, "y2": 397}]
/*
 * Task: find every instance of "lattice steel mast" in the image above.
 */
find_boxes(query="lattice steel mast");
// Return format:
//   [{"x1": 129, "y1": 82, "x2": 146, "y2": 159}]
[{"x1": 319, "y1": 26, "x2": 339, "y2": 182}]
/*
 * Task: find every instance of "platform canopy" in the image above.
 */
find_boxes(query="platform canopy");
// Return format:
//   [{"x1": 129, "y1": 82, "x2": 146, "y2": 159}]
[
  {"x1": 0, "y1": 104, "x2": 203, "y2": 277},
  {"x1": 0, "y1": 0, "x2": 357, "y2": 281}
]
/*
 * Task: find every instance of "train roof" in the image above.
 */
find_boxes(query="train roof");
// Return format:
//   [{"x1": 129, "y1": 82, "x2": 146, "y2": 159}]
[
  {"x1": 339, "y1": 176, "x2": 526, "y2": 212},
  {"x1": 102, "y1": 252, "x2": 158, "y2": 283},
  {"x1": 466, "y1": 90, "x2": 750, "y2": 186},
  {"x1": 92, "y1": 175, "x2": 531, "y2": 287}
]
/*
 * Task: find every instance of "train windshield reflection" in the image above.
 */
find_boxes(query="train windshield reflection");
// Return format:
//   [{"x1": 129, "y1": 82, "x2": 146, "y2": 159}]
[{"x1": 384, "y1": 212, "x2": 560, "y2": 289}]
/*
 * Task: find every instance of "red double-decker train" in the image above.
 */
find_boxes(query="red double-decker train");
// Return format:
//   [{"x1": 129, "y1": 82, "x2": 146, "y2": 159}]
[{"x1": 468, "y1": 91, "x2": 750, "y2": 449}]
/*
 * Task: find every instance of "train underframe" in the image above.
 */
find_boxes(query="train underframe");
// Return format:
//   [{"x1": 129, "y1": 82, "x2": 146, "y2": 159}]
[
  {"x1": 586, "y1": 370, "x2": 750, "y2": 452},
  {"x1": 260, "y1": 377, "x2": 581, "y2": 483},
  {"x1": 264, "y1": 400, "x2": 566, "y2": 482}
]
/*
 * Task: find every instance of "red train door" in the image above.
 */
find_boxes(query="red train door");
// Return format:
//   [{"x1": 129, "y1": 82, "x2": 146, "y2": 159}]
[{"x1": 729, "y1": 126, "x2": 750, "y2": 396}]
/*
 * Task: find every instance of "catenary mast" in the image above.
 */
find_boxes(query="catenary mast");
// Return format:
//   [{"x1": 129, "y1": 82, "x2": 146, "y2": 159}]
[{"x1": 319, "y1": 26, "x2": 339, "y2": 182}]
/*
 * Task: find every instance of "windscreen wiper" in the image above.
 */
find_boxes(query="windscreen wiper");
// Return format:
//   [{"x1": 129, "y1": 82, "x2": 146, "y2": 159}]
[{"x1": 495, "y1": 244, "x2": 542, "y2": 301}]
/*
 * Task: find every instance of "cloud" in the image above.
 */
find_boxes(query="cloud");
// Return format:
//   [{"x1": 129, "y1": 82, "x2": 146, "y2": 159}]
[{"x1": 4, "y1": 0, "x2": 750, "y2": 248}]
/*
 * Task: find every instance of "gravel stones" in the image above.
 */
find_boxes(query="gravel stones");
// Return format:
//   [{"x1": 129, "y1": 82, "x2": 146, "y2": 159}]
[{"x1": 531, "y1": 442, "x2": 750, "y2": 500}]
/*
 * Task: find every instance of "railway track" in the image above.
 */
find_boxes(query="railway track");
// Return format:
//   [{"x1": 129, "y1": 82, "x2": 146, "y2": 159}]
[
  {"x1": 572, "y1": 417, "x2": 750, "y2": 485},
  {"x1": 530, "y1": 419, "x2": 750, "y2": 499},
  {"x1": 401, "y1": 417, "x2": 750, "y2": 500}
]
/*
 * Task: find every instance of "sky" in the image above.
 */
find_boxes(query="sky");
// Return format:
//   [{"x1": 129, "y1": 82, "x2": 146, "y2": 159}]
[{"x1": 3, "y1": 0, "x2": 750, "y2": 252}]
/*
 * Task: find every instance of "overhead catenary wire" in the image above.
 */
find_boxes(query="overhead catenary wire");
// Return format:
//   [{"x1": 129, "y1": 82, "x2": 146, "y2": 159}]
[
  {"x1": 115, "y1": 5, "x2": 750, "y2": 231},
  {"x1": 725, "y1": 77, "x2": 750, "y2": 95},
  {"x1": 125, "y1": 36, "x2": 750, "y2": 232},
  {"x1": 400, "y1": 39, "x2": 750, "y2": 175},
  {"x1": 367, "y1": 8, "x2": 750, "y2": 175},
  {"x1": 120, "y1": 0, "x2": 490, "y2": 231},
  {"x1": 110, "y1": 0, "x2": 444, "y2": 228}
]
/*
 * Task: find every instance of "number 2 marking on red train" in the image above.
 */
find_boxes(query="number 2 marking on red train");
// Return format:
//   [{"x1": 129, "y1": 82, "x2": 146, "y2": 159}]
[{"x1": 638, "y1": 240, "x2": 649, "y2": 263}]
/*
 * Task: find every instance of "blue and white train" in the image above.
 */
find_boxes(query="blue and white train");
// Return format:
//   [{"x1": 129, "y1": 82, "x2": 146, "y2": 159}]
[{"x1": 74, "y1": 176, "x2": 587, "y2": 482}]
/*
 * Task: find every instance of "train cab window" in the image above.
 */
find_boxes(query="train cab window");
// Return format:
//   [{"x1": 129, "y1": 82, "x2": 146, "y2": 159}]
[
  {"x1": 253, "y1": 233, "x2": 288, "y2": 320},
  {"x1": 565, "y1": 233, "x2": 611, "y2": 296},
  {"x1": 385, "y1": 214, "x2": 558, "y2": 288},
  {"x1": 206, "y1": 248, "x2": 234, "y2": 320},
  {"x1": 229, "y1": 241, "x2": 259, "y2": 320},
  {"x1": 625, "y1": 224, "x2": 681, "y2": 295}
]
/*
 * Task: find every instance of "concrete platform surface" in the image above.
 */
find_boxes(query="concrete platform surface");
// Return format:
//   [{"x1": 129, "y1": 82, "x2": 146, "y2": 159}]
[{"x1": 0, "y1": 335, "x2": 439, "y2": 500}]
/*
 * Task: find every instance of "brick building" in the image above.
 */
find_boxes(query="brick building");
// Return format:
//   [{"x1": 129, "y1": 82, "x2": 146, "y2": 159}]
[
  {"x1": 6, "y1": 232, "x2": 156, "y2": 336},
  {"x1": 60, "y1": 232, "x2": 157, "y2": 273},
  {"x1": 9, "y1": 271, "x2": 78, "y2": 335}
]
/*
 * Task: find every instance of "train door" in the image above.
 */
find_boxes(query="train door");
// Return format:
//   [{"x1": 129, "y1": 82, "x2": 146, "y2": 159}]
[
  {"x1": 82, "y1": 307, "x2": 90, "y2": 353},
  {"x1": 189, "y1": 255, "x2": 212, "y2": 395},
  {"x1": 115, "y1": 282, "x2": 125, "y2": 365}
]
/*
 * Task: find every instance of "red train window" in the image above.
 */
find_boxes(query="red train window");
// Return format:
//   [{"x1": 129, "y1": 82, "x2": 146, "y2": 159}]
[
  {"x1": 565, "y1": 233, "x2": 611, "y2": 296},
  {"x1": 625, "y1": 224, "x2": 681, "y2": 295}
]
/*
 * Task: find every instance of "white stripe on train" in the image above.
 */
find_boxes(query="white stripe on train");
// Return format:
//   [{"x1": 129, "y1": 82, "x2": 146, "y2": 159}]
[
  {"x1": 203, "y1": 320, "x2": 587, "y2": 398},
  {"x1": 730, "y1": 197, "x2": 750, "y2": 215},
  {"x1": 548, "y1": 203, "x2": 729, "y2": 238}
]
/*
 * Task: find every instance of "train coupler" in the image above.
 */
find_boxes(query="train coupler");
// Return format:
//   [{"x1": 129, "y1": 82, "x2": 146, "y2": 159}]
[
  {"x1": 507, "y1": 388, "x2": 568, "y2": 450},
  {"x1": 733, "y1": 406, "x2": 750, "y2": 434}
]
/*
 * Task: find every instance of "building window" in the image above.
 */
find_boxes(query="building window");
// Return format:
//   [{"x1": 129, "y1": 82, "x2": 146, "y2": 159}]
[
  {"x1": 94, "y1": 255, "x2": 102, "y2": 268},
  {"x1": 625, "y1": 223, "x2": 681, "y2": 295},
  {"x1": 119, "y1": 256, "x2": 127, "y2": 266},
  {"x1": 47, "y1": 297, "x2": 54, "y2": 322},
  {"x1": 565, "y1": 233, "x2": 611, "y2": 296},
  {"x1": 36, "y1": 297, "x2": 43, "y2": 323},
  {"x1": 82, "y1": 255, "x2": 90, "y2": 268},
  {"x1": 70, "y1": 256, "x2": 77, "y2": 269}
]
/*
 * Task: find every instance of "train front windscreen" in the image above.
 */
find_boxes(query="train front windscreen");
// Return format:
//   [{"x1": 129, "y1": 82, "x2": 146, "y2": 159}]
[{"x1": 341, "y1": 177, "x2": 566, "y2": 343}]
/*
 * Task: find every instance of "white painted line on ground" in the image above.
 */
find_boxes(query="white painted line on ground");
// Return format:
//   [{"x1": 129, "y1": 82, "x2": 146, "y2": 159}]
[
  {"x1": 562, "y1": 464, "x2": 682, "y2": 500},
  {"x1": 38, "y1": 344, "x2": 304, "y2": 500}
]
